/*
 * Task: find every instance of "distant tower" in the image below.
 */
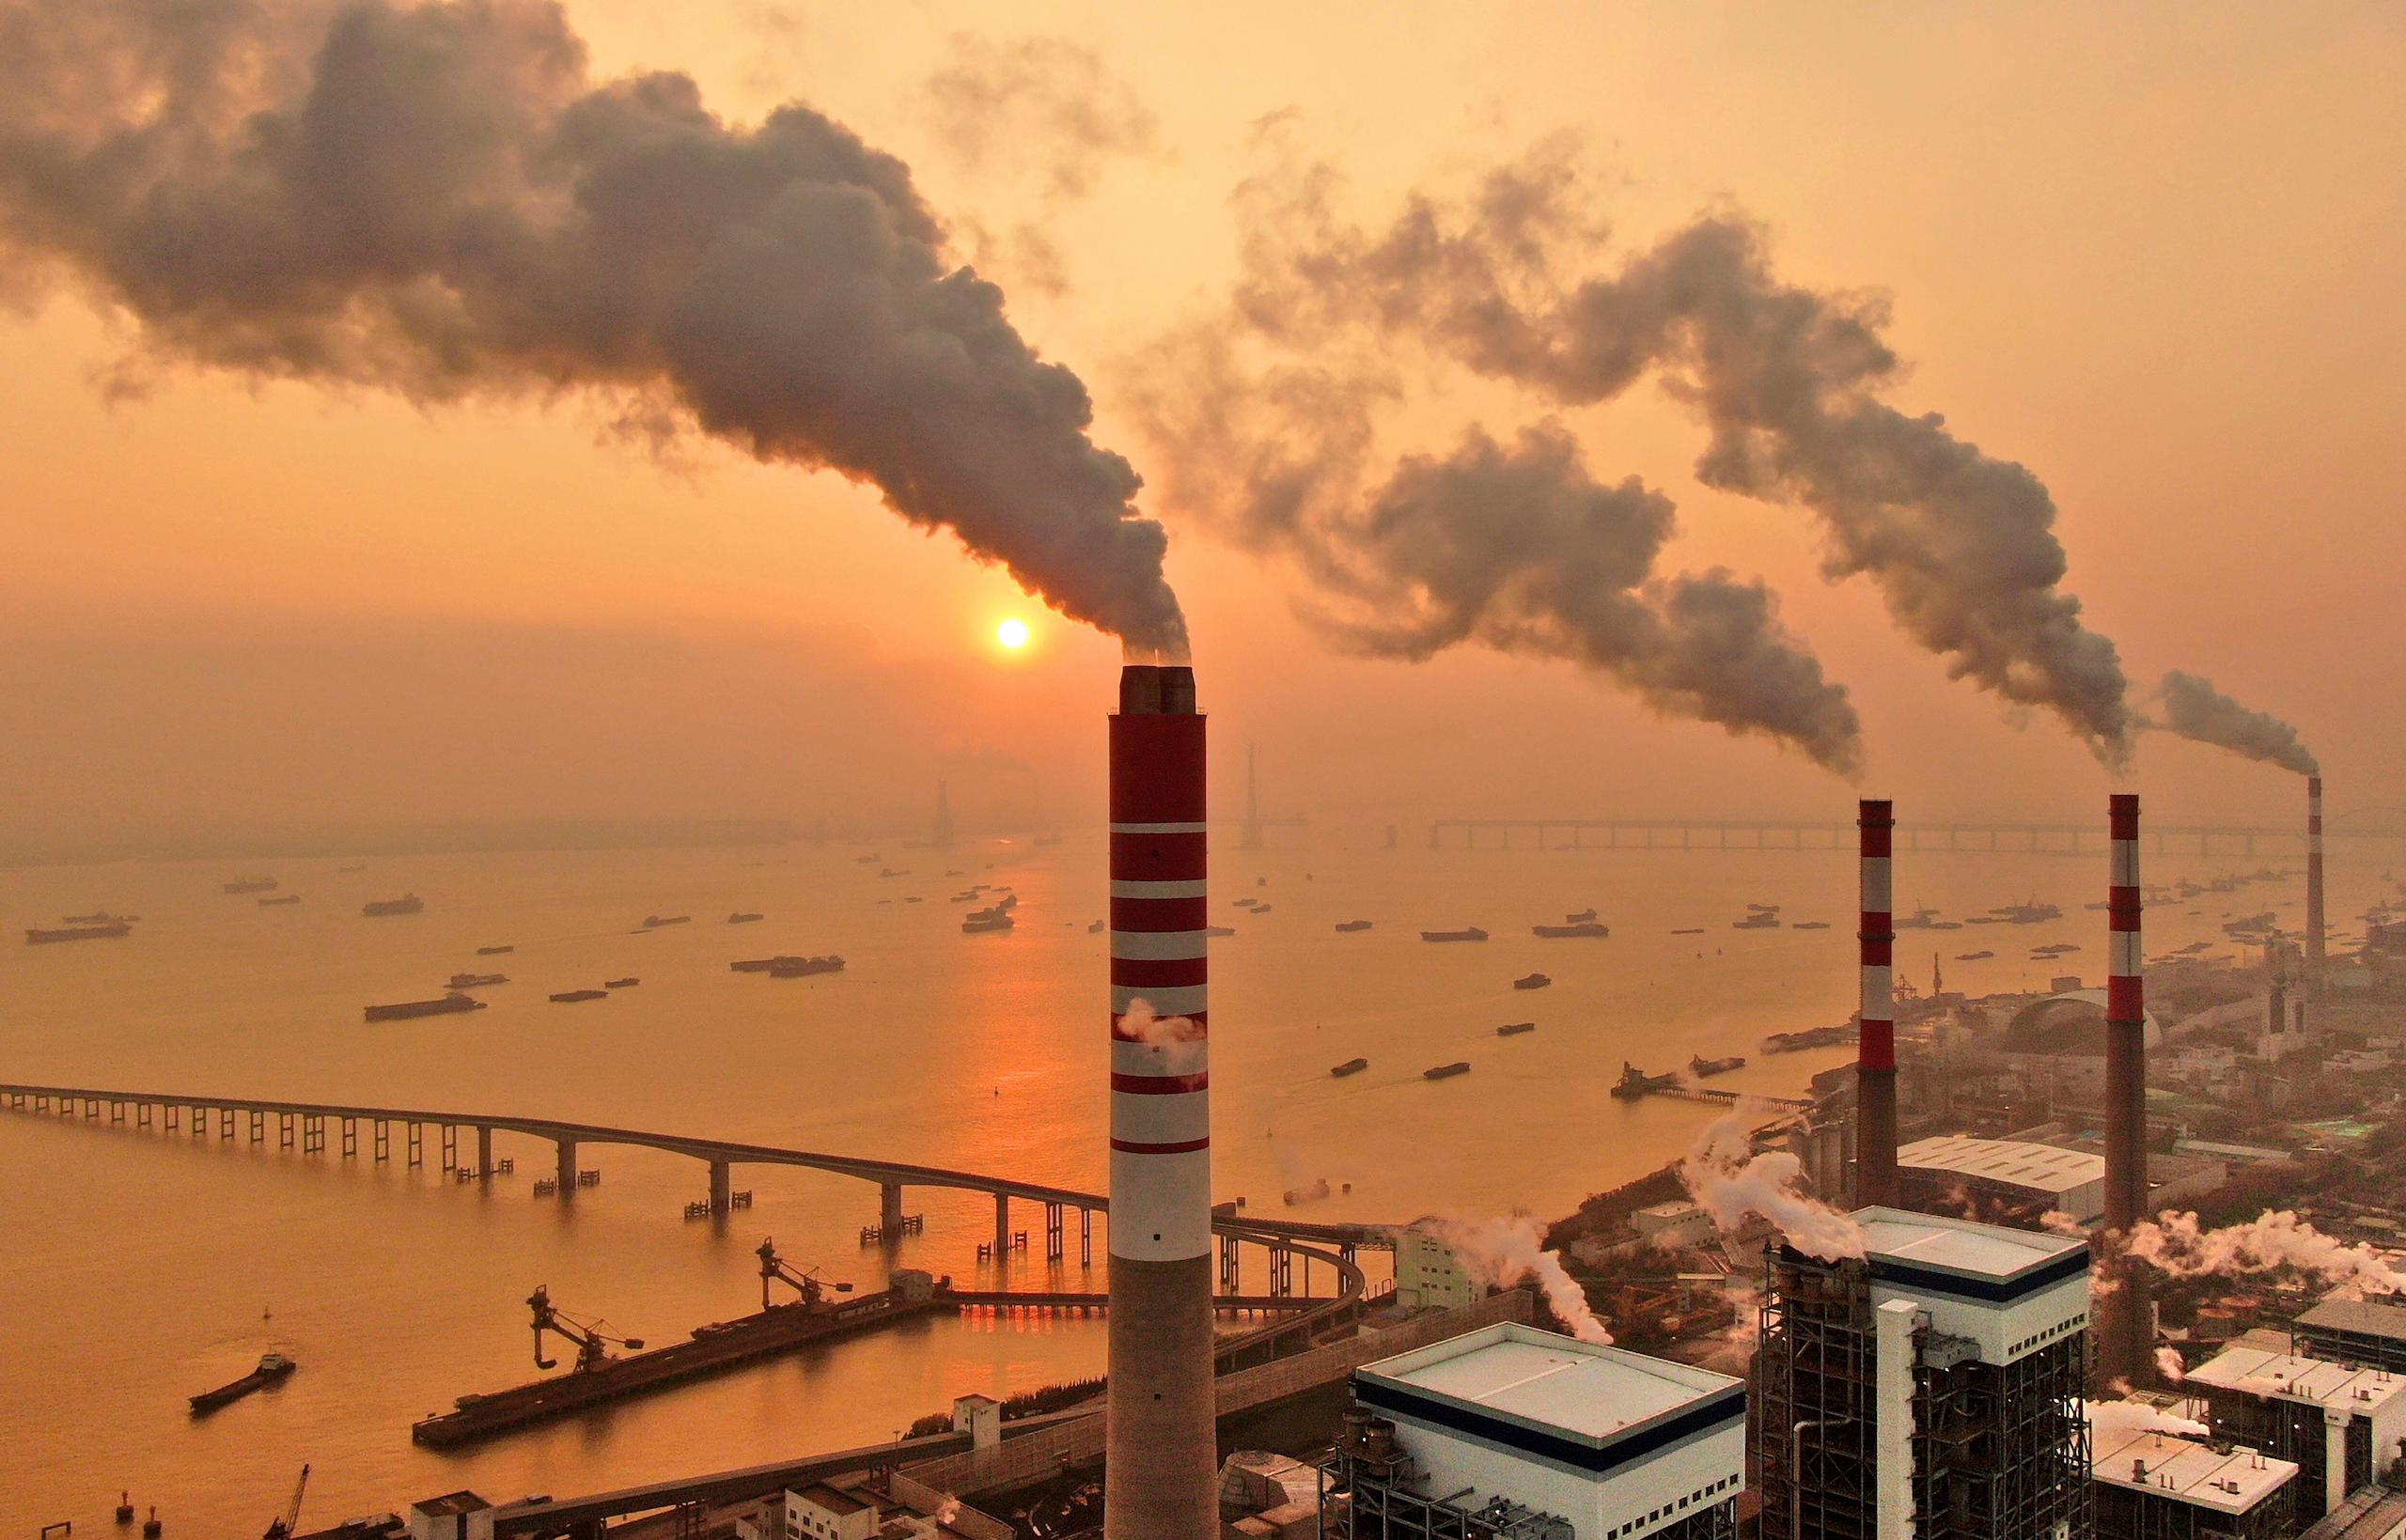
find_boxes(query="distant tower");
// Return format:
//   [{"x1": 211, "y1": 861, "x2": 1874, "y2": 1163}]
[
  {"x1": 1239, "y1": 742, "x2": 1263, "y2": 850},
  {"x1": 933, "y1": 780, "x2": 956, "y2": 849},
  {"x1": 2305, "y1": 775, "x2": 2327, "y2": 997}
]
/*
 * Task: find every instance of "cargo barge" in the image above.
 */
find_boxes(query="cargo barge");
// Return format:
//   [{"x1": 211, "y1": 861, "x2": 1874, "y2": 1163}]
[
  {"x1": 363, "y1": 894, "x2": 424, "y2": 917},
  {"x1": 191, "y1": 1351, "x2": 296, "y2": 1414},
  {"x1": 1420, "y1": 926, "x2": 1488, "y2": 943},
  {"x1": 26, "y1": 921, "x2": 132, "y2": 944},
  {"x1": 364, "y1": 993, "x2": 485, "y2": 1024},
  {"x1": 411, "y1": 1273, "x2": 945, "y2": 1448}
]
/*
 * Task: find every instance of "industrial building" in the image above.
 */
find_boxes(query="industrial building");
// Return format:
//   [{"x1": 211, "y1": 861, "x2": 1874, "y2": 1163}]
[
  {"x1": 1898, "y1": 1135, "x2": 2106, "y2": 1222},
  {"x1": 2184, "y1": 1344, "x2": 2406, "y2": 1527},
  {"x1": 1755, "y1": 1206, "x2": 2094, "y2": 1540},
  {"x1": 2293, "y1": 1298, "x2": 2406, "y2": 1377},
  {"x1": 1320, "y1": 1322, "x2": 1745, "y2": 1539},
  {"x1": 2089, "y1": 1425, "x2": 2298, "y2": 1540}
]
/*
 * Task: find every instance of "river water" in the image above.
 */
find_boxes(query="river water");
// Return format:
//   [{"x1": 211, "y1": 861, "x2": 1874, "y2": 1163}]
[{"x1": 1, "y1": 827, "x2": 2382, "y2": 1532}]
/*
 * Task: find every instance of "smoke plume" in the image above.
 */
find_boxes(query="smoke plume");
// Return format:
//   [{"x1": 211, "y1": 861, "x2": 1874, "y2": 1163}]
[
  {"x1": 2125, "y1": 1209, "x2": 2406, "y2": 1293},
  {"x1": 2083, "y1": 1398, "x2": 2208, "y2": 1439},
  {"x1": 1421, "y1": 1214, "x2": 1613, "y2": 1345},
  {"x1": 1123, "y1": 331, "x2": 1863, "y2": 770},
  {"x1": 2148, "y1": 672, "x2": 2319, "y2": 775},
  {"x1": 0, "y1": 0, "x2": 1187, "y2": 656},
  {"x1": 1680, "y1": 1105, "x2": 1867, "y2": 1260},
  {"x1": 1205, "y1": 145, "x2": 2133, "y2": 758},
  {"x1": 924, "y1": 34, "x2": 1159, "y2": 202},
  {"x1": 2154, "y1": 1346, "x2": 2188, "y2": 1383}
]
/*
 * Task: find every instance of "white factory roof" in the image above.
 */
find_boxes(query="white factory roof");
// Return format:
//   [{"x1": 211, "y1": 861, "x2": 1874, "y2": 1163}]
[
  {"x1": 2090, "y1": 1427, "x2": 2295, "y2": 1515},
  {"x1": 1358, "y1": 1322, "x2": 1741, "y2": 1442},
  {"x1": 2186, "y1": 1345, "x2": 2406, "y2": 1414},
  {"x1": 1900, "y1": 1135, "x2": 2105, "y2": 1194},
  {"x1": 1852, "y1": 1206, "x2": 2092, "y2": 1285}
]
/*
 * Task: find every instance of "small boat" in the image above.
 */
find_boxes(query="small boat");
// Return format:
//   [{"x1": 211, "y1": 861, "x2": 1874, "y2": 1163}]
[
  {"x1": 767, "y1": 956, "x2": 845, "y2": 979},
  {"x1": 1747, "y1": 903, "x2": 1780, "y2": 914},
  {"x1": 1423, "y1": 1062, "x2": 1472, "y2": 1081},
  {"x1": 25, "y1": 922, "x2": 131, "y2": 944},
  {"x1": 364, "y1": 993, "x2": 485, "y2": 1023},
  {"x1": 1205, "y1": 925, "x2": 1238, "y2": 938},
  {"x1": 728, "y1": 912, "x2": 765, "y2": 925},
  {"x1": 1612, "y1": 1062, "x2": 1678, "y2": 1098},
  {"x1": 258, "y1": 894, "x2": 302, "y2": 907},
  {"x1": 1954, "y1": 950, "x2": 1994, "y2": 961},
  {"x1": 855, "y1": 854, "x2": 880, "y2": 863},
  {"x1": 640, "y1": 914, "x2": 691, "y2": 929},
  {"x1": 962, "y1": 910, "x2": 1015, "y2": 934},
  {"x1": 1087, "y1": 919, "x2": 1105, "y2": 933},
  {"x1": 550, "y1": 988, "x2": 609, "y2": 1003},
  {"x1": 1532, "y1": 922, "x2": 1608, "y2": 939},
  {"x1": 1790, "y1": 921, "x2": 1830, "y2": 931},
  {"x1": 1688, "y1": 1053, "x2": 1745, "y2": 1077},
  {"x1": 1496, "y1": 1021, "x2": 1537, "y2": 1037},
  {"x1": 445, "y1": 972, "x2": 508, "y2": 989},
  {"x1": 190, "y1": 1351, "x2": 296, "y2": 1413},
  {"x1": 603, "y1": 976, "x2": 640, "y2": 988},
  {"x1": 1565, "y1": 908, "x2": 1599, "y2": 924},
  {"x1": 477, "y1": 944, "x2": 515, "y2": 956},
  {"x1": 362, "y1": 894, "x2": 424, "y2": 918},
  {"x1": 1671, "y1": 926, "x2": 1705, "y2": 936},
  {"x1": 1420, "y1": 926, "x2": 1489, "y2": 942},
  {"x1": 1895, "y1": 906, "x2": 1941, "y2": 929},
  {"x1": 223, "y1": 878, "x2": 278, "y2": 895},
  {"x1": 1253, "y1": 905, "x2": 1274, "y2": 915},
  {"x1": 60, "y1": 911, "x2": 133, "y2": 926},
  {"x1": 1283, "y1": 1178, "x2": 1332, "y2": 1206},
  {"x1": 1335, "y1": 920, "x2": 1373, "y2": 933},
  {"x1": 1330, "y1": 1057, "x2": 1370, "y2": 1077},
  {"x1": 879, "y1": 868, "x2": 907, "y2": 879},
  {"x1": 1732, "y1": 913, "x2": 1780, "y2": 929},
  {"x1": 1512, "y1": 972, "x2": 1551, "y2": 990},
  {"x1": 1233, "y1": 897, "x2": 1261, "y2": 910}
]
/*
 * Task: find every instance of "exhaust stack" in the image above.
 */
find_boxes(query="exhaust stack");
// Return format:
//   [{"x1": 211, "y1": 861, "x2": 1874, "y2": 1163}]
[
  {"x1": 1855, "y1": 799, "x2": 1898, "y2": 1208},
  {"x1": 2101, "y1": 792, "x2": 2153, "y2": 1384},
  {"x1": 1103, "y1": 664, "x2": 1217, "y2": 1540},
  {"x1": 2306, "y1": 775, "x2": 2327, "y2": 999}
]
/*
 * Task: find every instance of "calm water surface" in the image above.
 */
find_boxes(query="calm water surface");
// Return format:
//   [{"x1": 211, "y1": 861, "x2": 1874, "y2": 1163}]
[{"x1": 2, "y1": 829, "x2": 2382, "y2": 1530}]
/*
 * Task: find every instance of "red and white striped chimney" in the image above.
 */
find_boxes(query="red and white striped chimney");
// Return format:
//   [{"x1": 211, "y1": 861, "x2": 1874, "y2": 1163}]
[
  {"x1": 2306, "y1": 774, "x2": 2327, "y2": 999},
  {"x1": 1103, "y1": 664, "x2": 1217, "y2": 1540},
  {"x1": 1855, "y1": 799, "x2": 1898, "y2": 1208},
  {"x1": 2101, "y1": 792, "x2": 2153, "y2": 1384}
]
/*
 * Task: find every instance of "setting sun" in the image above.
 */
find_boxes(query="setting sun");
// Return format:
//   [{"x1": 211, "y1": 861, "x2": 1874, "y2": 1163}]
[{"x1": 995, "y1": 617, "x2": 1030, "y2": 651}]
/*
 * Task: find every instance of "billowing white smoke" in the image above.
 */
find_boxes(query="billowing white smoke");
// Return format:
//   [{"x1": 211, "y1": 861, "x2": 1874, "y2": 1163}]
[
  {"x1": 2126, "y1": 1209, "x2": 2406, "y2": 1293},
  {"x1": 1185, "y1": 143, "x2": 2133, "y2": 759},
  {"x1": 2084, "y1": 1398, "x2": 2208, "y2": 1439},
  {"x1": 1421, "y1": 1214, "x2": 1613, "y2": 1345},
  {"x1": 2148, "y1": 672, "x2": 2319, "y2": 776},
  {"x1": 1680, "y1": 1106, "x2": 1867, "y2": 1261},
  {"x1": 2155, "y1": 1346, "x2": 2188, "y2": 1383},
  {"x1": 0, "y1": 0, "x2": 1187, "y2": 656}
]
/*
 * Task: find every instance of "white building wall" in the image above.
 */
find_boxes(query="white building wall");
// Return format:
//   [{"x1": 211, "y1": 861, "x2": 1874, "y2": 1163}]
[
  {"x1": 1386, "y1": 1413, "x2": 1744, "y2": 1537},
  {"x1": 1875, "y1": 1300, "x2": 1920, "y2": 1540}
]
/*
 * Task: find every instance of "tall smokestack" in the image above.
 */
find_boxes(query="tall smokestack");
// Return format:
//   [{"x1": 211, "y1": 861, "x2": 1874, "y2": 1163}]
[
  {"x1": 1855, "y1": 799, "x2": 1898, "y2": 1208},
  {"x1": 2306, "y1": 775, "x2": 2327, "y2": 998},
  {"x1": 2101, "y1": 792, "x2": 2153, "y2": 1384},
  {"x1": 1104, "y1": 664, "x2": 1217, "y2": 1540}
]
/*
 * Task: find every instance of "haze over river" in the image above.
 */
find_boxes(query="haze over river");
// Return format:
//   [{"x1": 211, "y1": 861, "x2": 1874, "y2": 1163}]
[{"x1": 3, "y1": 828, "x2": 2383, "y2": 1531}]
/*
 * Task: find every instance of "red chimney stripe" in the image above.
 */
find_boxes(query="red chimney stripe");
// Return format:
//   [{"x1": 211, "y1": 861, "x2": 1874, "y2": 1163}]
[
  {"x1": 1112, "y1": 1072, "x2": 1209, "y2": 1095},
  {"x1": 1861, "y1": 937, "x2": 1894, "y2": 967},
  {"x1": 1110, "y1": 895, "x2": 1209, "y2": 931},
  {"x1": 1112, "y1": 956, "x2": 1210, "y2": 988},
  {"x1": 2107, "y1": 976, "x2": 2144, "y2": 1020},
  {"x1": 1861, "y1": 910, "x2": 1893, "y2": 933},
  {"x1": 1859, "y1": 1019, "x2": 1896, "y2": 1070},
  {"x1": 1110, "y1": 1136, "x2": 1211, "y2": 1155},
  {"x1": 1108, "y1": 714, "x2": 1205, "y2": 823},
  {"x1": 1109, "y1": 832, "x2": 1208, "y2": 882}
]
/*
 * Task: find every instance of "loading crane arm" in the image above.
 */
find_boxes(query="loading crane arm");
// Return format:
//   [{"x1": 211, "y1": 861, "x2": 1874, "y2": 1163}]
[
  {"x1": 527, "y1": 1284, "x2": 644, "y2": 1373},
  {"x1": 757, "y1": 1237, "x2": 854, "y2": 1312},
  {"x1": 263, "y1": 1462, "x2": 309, "y2": 1540}
]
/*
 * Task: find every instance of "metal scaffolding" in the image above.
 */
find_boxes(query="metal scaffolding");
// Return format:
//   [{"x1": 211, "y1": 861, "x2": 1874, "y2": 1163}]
[{"x1": 1756, "y1": 1251, "x2": 2093, "y2": 1540}]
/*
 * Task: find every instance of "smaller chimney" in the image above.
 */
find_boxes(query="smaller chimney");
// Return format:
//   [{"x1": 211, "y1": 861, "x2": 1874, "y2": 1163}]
[
  {"x1": 1855, "y1": 799, "x2": 1898, "y2": 1208},
  {"x1": 2306, "y1": 775, "x2": 2327, "y2": 995}
]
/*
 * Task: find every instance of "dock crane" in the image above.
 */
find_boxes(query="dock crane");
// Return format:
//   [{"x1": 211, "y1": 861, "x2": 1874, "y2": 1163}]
[
  {"x1": 262, "y1": 1463, "x2": 308, "y2": 1540},
  {"x1": 527, "y1": 1284, "x2": 644, "y2": 1373},
  {"x1": 757, "y1": 1237, "x2": 853, "y2": 1312}
]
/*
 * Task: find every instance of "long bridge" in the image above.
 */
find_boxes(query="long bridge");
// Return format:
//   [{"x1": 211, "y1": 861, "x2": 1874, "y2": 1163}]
[
  {"x1": 0, "y1": 1081, "x2": 1388, "y2": 1345},
  {"x1": 1428, "y1": 816, "x2": 2337, "y2": 857}
]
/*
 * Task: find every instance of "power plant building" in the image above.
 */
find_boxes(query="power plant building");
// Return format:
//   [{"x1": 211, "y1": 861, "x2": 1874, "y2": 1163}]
[
  {"x1": 1320, "y1": 1322, "x2": 1744, "y2": 1539},
  {"x1": 1898, "y1": 1135, "x2": 2108, "y2": 1223},
  {"x1": 1755, "y1": 1207, "x2": 2094, "y2": 1540},
  {"x1": 2088, "y1": 1426, "x2": 2297, "y2": 1540},
  {"x1": 2183, "y1": 1344, "x2": 2406, "y2": 1527}
]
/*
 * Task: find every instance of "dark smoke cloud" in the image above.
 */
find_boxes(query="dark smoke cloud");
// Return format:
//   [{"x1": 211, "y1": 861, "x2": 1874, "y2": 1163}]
[
  {"x1": 2149, "y1": 671, "x2": 2318, "y2": 775},
  {"x1": 1222, "y1": 147, "x2": 2133, "y2": 760},
  {"x1": 0, "y1": 0, "x2": 1186, "y2": 656},
  {"x1": 1120, "y1": 325, "x2": 1862, "y2": 772}
]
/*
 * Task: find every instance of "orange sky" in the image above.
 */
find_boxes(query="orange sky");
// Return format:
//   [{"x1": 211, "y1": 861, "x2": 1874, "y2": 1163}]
[{"x1": 4, "y1": 1, "x2": 2400, "y2": 858}]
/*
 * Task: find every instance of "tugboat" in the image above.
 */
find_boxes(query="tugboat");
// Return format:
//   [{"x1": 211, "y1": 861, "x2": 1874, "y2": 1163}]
[
  {"x1": 727, "y1": 912, "x2": 765, "y2": 925},
  {"x1": 363, "y1": 993, "x2": 485, "y2": 1023},
  {"x1": 602, "y1": 976, "x2": 640, "y2": 988},
  {"x1": 1420, "y1": 926, "x2": 1489, "y2": 942},
  {"x1": 1330, "y1": 1057, "x2": 1370, "y2": 1077},
  {"x1": 1564, "y1": 908, "x2": 1600, "y2": 924},
  {"x1": 1512, "y1": 972, "x2": 1552, "y2": 990},
  {"x1": 1688, "y1": 1053, "x2": 1746, "y2": 1078},
  {"x1": 1422, "y1": 1061, "x2": 1472, "y2": 1081},
  {"x1": 1496, "y1": 1021, "x2": 1538, "y2": 1037},
  {"x1": 1335, "y1": 919, "x2": 1374, "y2": 933},
  {"x1": 1532, "y1": 921, "x2": 1608, "y2": 939},
  {"x1": 189, "y1": 1351, "x2": 296, "y2": 1414},
  {"x1": 362, "y1": 894, "x2": 424, "y2": 918}
]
